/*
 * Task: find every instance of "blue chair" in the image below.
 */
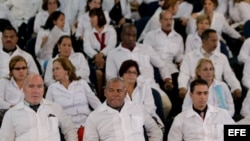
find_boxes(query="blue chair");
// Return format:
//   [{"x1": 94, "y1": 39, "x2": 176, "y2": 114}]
[
  {"x1": 243, "y1": 20, "x2": 250, "y2": 39},
  {"x1": 151, "y1": 88, "x2": 164, "y2": 123}
]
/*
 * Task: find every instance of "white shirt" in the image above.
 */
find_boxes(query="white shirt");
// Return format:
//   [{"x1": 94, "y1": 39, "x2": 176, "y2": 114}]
[
  {"x1": 143, "y1": 28, "x2": 184, "y2": 74},
  {"x1": 178, "y1": 48, "x2": 241, "y2": 92},
  {"x1": 102, "y1": 0, "x2": 131, "y2": 19},
  {"x1": 168, "y1": 104, "x2": 235, "y2": 141},
  {"x1": 0, "y1": 77, "x2": 24, "y2": 109},
  {"x1": 0, "y1": 4, "x2": 17, "y2": 30},
  {"x1": 173, "y1": 1, "x2": 193, "y2": 19},
  {"x1": 240, "y1": 89, "x2": 250, "y2": 117},
  {"x1": 185, "y1": 32, "x2": 221, "y2": 54},
  {"x1": 186, "y1": 11, "x2": 241, "y2": 39},
  {"x1": 0, "y1": 46, "x2": 39, "y2": 78},
  {"x1": 124, "y1": 81, "x2": 163, "y2": 126},
  {"x1": 35, "y1": 26, "x2": 69, "y2": 68},
  {"x1": 242, "y1": 58, "x2": 250, "y2": 89},
  {"x1": 75, "y1": 11, "x2": 110, "y2": 38},
  {"x1": 0, "y1": 99, "x2": 78, "y2": 141},
  {"x1": 33, "y1": 10, "x2": 70, "y2": 34},
  {"x1": 83, "y1": 101, "x2": 163, "y2": 141},
  {"x1": 182, "y1": 80, "x2": 235, "y2": 116},
  {"x1": 3, "y1": 0, "x2": 42, "y2": 27},
  {"x1": 238, "y1": 38, "x2": 250, "y2": 64},
  {"x1": 106, "y1": 43, "x2": 171, "y2": 83},
  {"x1": 44, "y1": 52, "x2": 90, "y2": 86},
  {"x1": 61, "y1": 0, "x2": 87, "y2": 26},
  {"x1": 45, "y1": 80, "x2": 101, "y2": 127},
  {"x1": 83, "y1": 25, "x2": 117, "y2": 58}
]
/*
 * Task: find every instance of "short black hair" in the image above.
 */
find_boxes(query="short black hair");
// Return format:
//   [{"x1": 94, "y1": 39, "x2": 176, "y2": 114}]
[
  {"x1": 2, "y1": 26, "x2": 18, "y2": 35},
  {"x1": 119, "y1": 60, "x2": 141, "y2": 77},
  {"x1": 200, "y1": 29, "x2": 217, "y2": 40},
  {"x1": 42, "y1": 0, "x2": 60, "y2": 10},
  {"x1": 190, "y1": 79, "x2": 208, "y2": 93}
]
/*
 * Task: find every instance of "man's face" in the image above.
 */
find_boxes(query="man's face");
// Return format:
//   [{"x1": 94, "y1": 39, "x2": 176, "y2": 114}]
[
  {"x1": 160, "y1": 11, "x2": 173, "y2": 32},
  {"x1": 104, "y1": 81, "x2": 127, "y2": 109},
  {"x1": 202, "y1": 32, "x2": 218, "y2": 53},
  {"x1": 23, "y1": 75, "x2": 45, "y2": 105},
  {"x1": 121, "y1": 26, "x2": 137, "y2": 49},
  {"x1": 2, "y1": 29, "x2": 18, "y2": 51},
  {"x1": 190, "y1": 84, "x2": 209, "y2": 110}
]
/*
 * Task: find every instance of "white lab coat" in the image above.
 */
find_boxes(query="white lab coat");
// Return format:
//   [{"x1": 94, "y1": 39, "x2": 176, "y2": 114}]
[
  {"x1": 242, "y1": 58, "x2": 250, "y2": 89},
  {"x1": 182, "y1": 79, "x2": 235, "y2": 117},
  {"x1": 45, "y1": 79, "x2": 102, "y2": 127},
  {"x1": 178, "y1": 48, "x2": 241, "y2": 92},
  {"x1": 83, "y1": 25, "x2": 117, "y2": 58},
  {"x1": 240, "y1": 89, "x2": 250, "y2": 117},
  {"x1": 0, "y1": 99, "x2": 78, "y2": 141},
  {"x1": 185, "y1": 32, "x2": 220, "y2": 54},
  {"x1": 238, "y1": 38, "x2": 250, "y2": 64},
  {"x1": 3, "y1": 0, "x2": 42, "y2": 27},
  {"x1": 0, "y1": 46, "x2": 39, "y2": 78},
  {"x1": 143, "y1": 28, "x2": 184, "y2": 74},
  {"x1": 0, "y1": 77, "x2": 24, "y2": 109},
  {"x1": 168, "y1": 104, "x2": 235, "y2": 141},
  {"x1": 84, "y1": 101, "x2": 163, "y2": 141}
]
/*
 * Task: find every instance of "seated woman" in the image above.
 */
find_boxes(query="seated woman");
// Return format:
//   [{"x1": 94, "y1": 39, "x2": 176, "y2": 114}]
[
  {"x1": 182, "y1": 58, "x2": 235, "y2": 117},
  {"x1": 33, "y1": 0, "x2": 70, "y2": 34},
  {"x1": 45, "y1": 57, "x2": 101, "y2": 141},
  {"x1": 44, "y1": 35, "x2": 90, "y2": 87},
  {"x1": 0, "y1": 55, "x2": 29, "y2": 109},
  {"x1": 119, "y1": 59, "x2": 164, "y2": 127},
  {"x1": 35, "y1": 11, "x2": 69, "y2": 73},
  {"x1": 75, "y1": 0, "x2": 110, "y2": 40},
  {"x1": 83, "y1": 8, "x2": 117, "y2": 100},
  {"x1": 185, "y1": 14, "x2": 220, "y2": 54}
]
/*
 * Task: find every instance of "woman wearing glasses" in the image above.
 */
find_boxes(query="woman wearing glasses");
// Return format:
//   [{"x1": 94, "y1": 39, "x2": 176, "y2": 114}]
[{"x1": 0, "y1": 55, "x2": 29, "y2": 109}]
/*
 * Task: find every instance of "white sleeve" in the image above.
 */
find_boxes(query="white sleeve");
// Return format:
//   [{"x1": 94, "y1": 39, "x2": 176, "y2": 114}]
[
  {"x1": 221, "y1": 82, "x2": 235, "y2": 117},
  {"x1": 242, "y1": 58, "x2": 250, "y2": 89},
  {"x1": 0, "y1": 79, "x2": 11, "y2": 109},
  {"x1": 238, "y1": 39, "x2": 250, "y2": 64},
  {"x1": 100, "y1": 27, "x2": 117, "y2": 56},
  {"x1": 44, "y1": 58, "x2": 55, "y2": 86},
  {"x1": 240, "y1": 90, "x2": 250, "y2": 117},
  {"x1": 0, "y1": 110, "x2": 15, "y2": 141}
]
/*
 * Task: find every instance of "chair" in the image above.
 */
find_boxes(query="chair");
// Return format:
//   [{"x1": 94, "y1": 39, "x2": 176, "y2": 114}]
[
  {"x1": 151, "y1": 88, "x2": 164, "y2": 123},
  {"x1": 243, "y1": 20, "x2": 250, "y2": 39},
  {"x1": 134, "y1": 16, "x2": 150, "y2": 41}
]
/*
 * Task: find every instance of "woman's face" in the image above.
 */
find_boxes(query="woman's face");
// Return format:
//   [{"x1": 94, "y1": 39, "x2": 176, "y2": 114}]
[
  {"x1": 122, "y1": 66, "x2": 138, "y2": 84},
  {"x1": 11, "y1": 61, "x2": 28, "y2": 81},
  {"x1": 53, "y1": 14, "x2": 65, "y2": 29},
  {"x1": 58, "y1": 38, "x2": 72, "y2": 58},
  {"x1": 197, "y1": 62, "x2": 214, "y2": 82},
  {"x1": 47, "y1": 0, "x2": 58, "y2": 13},
  {"x1": 197, "y1": 19, "x2": 210, "y2": 34},
  {"x1": 90, "y1": 15, "x2": 98, "y2": 28},
  {"x1": 203, "y1": 0, "x2": 215, "y2": 14},
  {"x1": 53, "y1": 61, "x2": 68, "y2": 82},
  {"x1": 89, "y1": 0, "x2": 101, "y2": 10}
]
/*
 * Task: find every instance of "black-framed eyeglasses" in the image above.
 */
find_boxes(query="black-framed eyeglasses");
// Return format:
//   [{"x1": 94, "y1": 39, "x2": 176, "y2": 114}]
[{"x1": 13, "y1": 67, "x2": 27, "y2": 71}]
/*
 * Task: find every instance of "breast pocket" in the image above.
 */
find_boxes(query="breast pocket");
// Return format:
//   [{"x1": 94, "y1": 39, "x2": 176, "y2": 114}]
[
  {"x1": 129, "y1": 116, "x2": 144, "y2": 134},
  {"x1": 48, "y1": 116, "x2": 59, "y2": 133}
]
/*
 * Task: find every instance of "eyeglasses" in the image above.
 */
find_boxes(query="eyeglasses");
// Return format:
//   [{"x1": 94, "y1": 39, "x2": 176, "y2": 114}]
[
  {"x1": 125, "y1": 71, "x2": 138, "y2": 75},
  {"x1": 13, "y1": 67, "x2": 27, "y2": 71}
]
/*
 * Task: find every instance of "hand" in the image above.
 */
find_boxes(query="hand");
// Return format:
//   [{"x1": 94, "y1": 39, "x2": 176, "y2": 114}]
[
  {"x1": 94, "y1": 53, "x2": 105, "y2": 69},
  {"x1": 119, "y1": 17, "x2": 126, "y2": 25},
  {"x1": 41, "y1": 36, "x2": 48, "y2": 47},
  {"x1": 238, "y1": 36, "x2": 245, "y2": 42},
  {"x1": 181, "y1": 17, "x2": 188, "y2": 26},
  {"x1": 191, "y1": 13, "x2": 198, "y2": 19},
  {"x1": 179, "y1": 87, "x2": 187, "y2": 99},
  {"x1": 164, "y1": 78, "x2": 174, "y2": 91},
  {"x1": 232, "y1": 89, "x2": 242, "y2": 99}
]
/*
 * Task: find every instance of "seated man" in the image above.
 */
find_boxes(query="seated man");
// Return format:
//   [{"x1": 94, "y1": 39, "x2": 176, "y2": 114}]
[
  {"x1": 168, "y1": 79, "x2": 235, "y2": 141},
  {"x1": 106, "y1": 23, "x2": 173, "y2": 120},
  {"x1": 0, "y1": 26, "x2": 39, "y2": 78},
  {"x1": 83, "y1": 77, "x2": 163, "y2": 141},
  {"x1": 0, "y1": 74, "x2": 78, "y2": 141}
]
